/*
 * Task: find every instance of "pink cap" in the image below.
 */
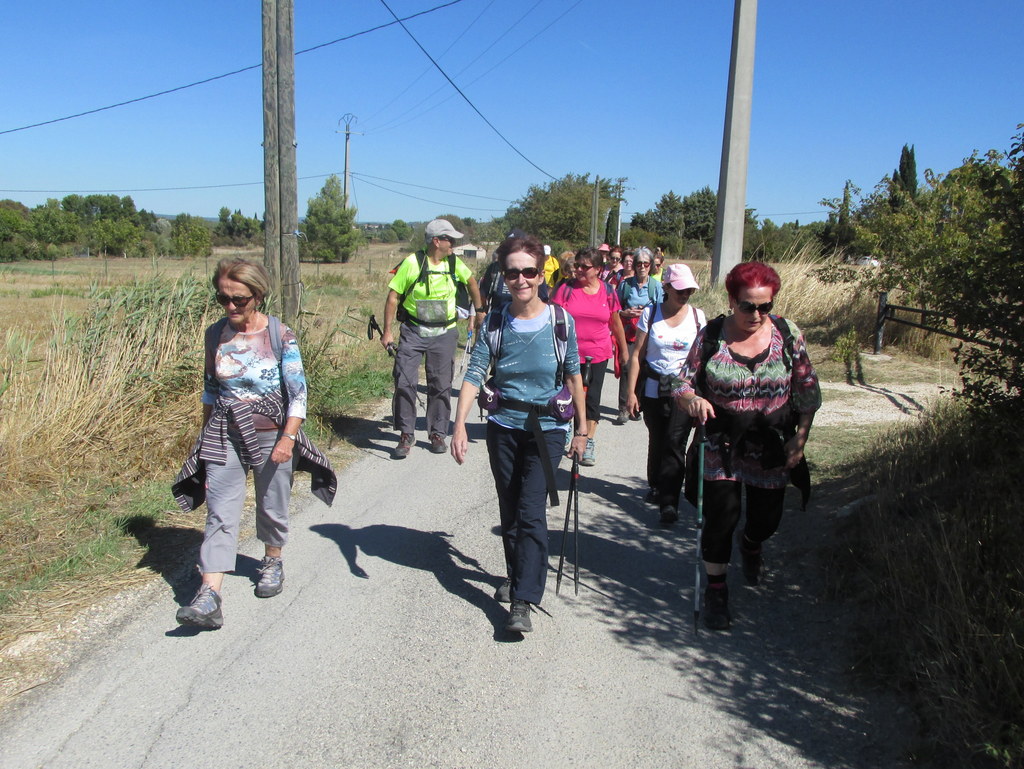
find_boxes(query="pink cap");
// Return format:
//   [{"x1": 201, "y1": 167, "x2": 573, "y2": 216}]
[{"x1": 663, "y1": 263, "x2": 699, "y2": 291}]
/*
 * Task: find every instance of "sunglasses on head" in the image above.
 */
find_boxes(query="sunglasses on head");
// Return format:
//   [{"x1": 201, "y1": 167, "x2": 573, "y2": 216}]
[
  {"x1": 215, "y1": 293, "x2": 255, "y2": 307},
  {"x1": 737, "y1": 300, "x2": 773, "y2": 315},
  {"x1": 503, "y1": 266, "x2": 541, "y2": 280}
]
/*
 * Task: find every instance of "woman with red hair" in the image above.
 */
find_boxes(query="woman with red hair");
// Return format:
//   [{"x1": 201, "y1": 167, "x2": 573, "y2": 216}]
[{"x1": 674, "y1": 262, "x2": 820, "y2": 630}]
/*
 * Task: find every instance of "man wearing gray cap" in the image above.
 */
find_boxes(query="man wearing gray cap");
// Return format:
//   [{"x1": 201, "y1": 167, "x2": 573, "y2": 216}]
[{"x1": 381, "y1": 218, "x2": 485, "y2": 459}]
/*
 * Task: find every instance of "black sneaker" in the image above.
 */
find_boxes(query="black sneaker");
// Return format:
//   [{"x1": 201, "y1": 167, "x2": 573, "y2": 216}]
[
  {"x1": 741, "y1": 546, "x2": 762, "y2": 586},
  {"x1": 506, "y1": 599, "x2": 533, "y2": 633},
  {"x1": 704, "y1": 584, "x2": 731, "y2": 631},
  {"x1": 494, "y1": 578, "x2": 512, "y2": 603},
  {"x1": 644, "y1": 488, "x2": 658, "y2": 505},
  {"x1": 659, "y1": 506, "x2": 678, "y2": 526},
  {"x1": 176, "y1": 584, "x2": 223, "y2": 629}
]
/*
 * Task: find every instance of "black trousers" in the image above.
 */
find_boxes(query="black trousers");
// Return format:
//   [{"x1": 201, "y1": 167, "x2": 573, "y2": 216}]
[
  {"x1": 640, "y1": 393, "x2": 692, "y2": 510},
  {"x1": 699, "y1": 480, "x2": 786, "y2": 564},
  {"x1": 486, "y1": 422, "x2": 564, "y2": 604}
]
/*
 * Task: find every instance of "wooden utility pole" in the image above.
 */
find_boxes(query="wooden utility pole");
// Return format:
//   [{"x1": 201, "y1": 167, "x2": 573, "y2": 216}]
[
  {"x1": 711, "y1": 0, "x2": 757, "y2": 285},
  {"x1": 262, "y1": 0, "x2": 299, "y2": 323}
]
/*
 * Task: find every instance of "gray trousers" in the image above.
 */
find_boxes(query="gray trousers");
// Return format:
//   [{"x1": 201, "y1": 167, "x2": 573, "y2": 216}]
[
  {"x1": 199, "y1": 430, "x2": 293, "y2": 574},
  {"x1": 392, "y1": 325, "x2": 457, "y2": 436}
]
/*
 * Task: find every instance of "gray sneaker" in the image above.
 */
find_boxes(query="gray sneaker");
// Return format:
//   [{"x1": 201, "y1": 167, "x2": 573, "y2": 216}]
[
  {"x1": 580, "y1": 438, "x2": 596, "y2": 467},
  {"x1": 176, "y1": 584, "x2": 223, "y2": 628},
  {"x1": 255, "y1": 556, "x2": 284, "y2": 598}
]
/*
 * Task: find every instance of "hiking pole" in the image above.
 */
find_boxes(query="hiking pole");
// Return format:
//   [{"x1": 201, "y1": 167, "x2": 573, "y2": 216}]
[
  {"x1": 457, "y1": 326, "x2": 473, "y2": 376},
  {"x1": 368, "y1": 314, "x2": 396, "y2": 357},
  {"x1": 572, "y1": 453, "x2": 580, "y2": 596},
  {"x1": 555, "y1": 456, "x2": 580, "y2": 596},
  {"x1": 693, "y1": 422, "x2": 706, "y2": 633}
]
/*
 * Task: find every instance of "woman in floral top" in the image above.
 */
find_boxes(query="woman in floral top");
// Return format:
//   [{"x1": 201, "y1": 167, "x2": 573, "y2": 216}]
[{"x1": 674, "y1": 262, "x2": 820, "y2": 631}]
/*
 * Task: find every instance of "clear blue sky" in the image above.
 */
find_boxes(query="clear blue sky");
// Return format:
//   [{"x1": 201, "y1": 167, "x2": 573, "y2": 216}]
[{"x1": 2, "y1": 0, "x2": 1021, "y2": 227}]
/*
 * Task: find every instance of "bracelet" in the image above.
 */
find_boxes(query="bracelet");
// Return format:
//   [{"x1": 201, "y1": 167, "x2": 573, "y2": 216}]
[
  {"x1": 574, "y1": 431, "x2": 588, "y2": 437},
  {"x1": 475, "y1": 306, "x2": 486, "y2": 313}
]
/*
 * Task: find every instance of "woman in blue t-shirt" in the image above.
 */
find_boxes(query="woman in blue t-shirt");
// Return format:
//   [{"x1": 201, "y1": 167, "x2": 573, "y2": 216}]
[{"x1": 451, "y1": 234, "x2": 587, "y2": 635}]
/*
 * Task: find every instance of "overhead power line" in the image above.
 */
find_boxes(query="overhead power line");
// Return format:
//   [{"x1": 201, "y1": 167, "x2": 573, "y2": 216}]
[
  {"x1": 349, "y1": 172, "x2": 512, "y2": 202},
  {"x1": 377, "y1": 0, "x2": 556, "y2": 181},
  {"x1": 0, "y1": 0, "x2": 470, "y2": 136},
  {"x1": 353, "y1": 175, "x2": 507, "y2": 213}
]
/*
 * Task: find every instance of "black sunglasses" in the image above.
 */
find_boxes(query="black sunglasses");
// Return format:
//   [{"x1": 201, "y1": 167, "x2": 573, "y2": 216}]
[
  {"x1": 435, "y1": 235, "x2": 455, "y2": 244},
  {"x1": 573, "y1": 262, "x2": 595, "y2": 270},
  {"x1": 215, "y1": 293, "x2": 255, "y2": 307},
  {"x1": 737, "y1": 300, "x2": 773, "y2": 315},
  {"x1": 503, "y1": 267, "x2": 541, "y2": 281}
]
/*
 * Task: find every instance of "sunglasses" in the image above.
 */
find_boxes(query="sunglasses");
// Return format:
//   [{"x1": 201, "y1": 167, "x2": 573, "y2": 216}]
[
  {"x1": 737, "y1": 300, "x2": 773, "y2": 315},
  {"x1": 573, "y1": 262, "x2": 595, "y2": 271},
  {"x1": 215, "y1": 293, "x2": 255, "y2": 307},
  {"x1": 503, "y1": 267, "x2": 541, "y2": 281},
  {"x1": 435, "y1": 235, "x2": 455, "y2": 244},
  {"x1": 635, "y1": 260, "x2": 651, "y2": 266}
]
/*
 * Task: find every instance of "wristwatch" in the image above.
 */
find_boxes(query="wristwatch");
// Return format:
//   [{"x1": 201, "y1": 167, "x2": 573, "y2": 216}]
[
  {"x1": 475, "y1": 306, "x2": 487, "y2": 313},
  {"x1": 283, "y1": 433, "x2": 297, "y2": 441}
]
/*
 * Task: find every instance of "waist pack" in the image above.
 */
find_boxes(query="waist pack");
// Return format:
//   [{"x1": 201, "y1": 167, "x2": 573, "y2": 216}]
[{"x1": 478, "y1": 381, "x2": 573, "y2": 422}]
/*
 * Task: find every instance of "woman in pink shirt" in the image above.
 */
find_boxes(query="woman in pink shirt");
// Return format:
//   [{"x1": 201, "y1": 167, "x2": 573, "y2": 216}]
[{"x1": 551, "y1": 247, "x2": 628, "y2": 467}]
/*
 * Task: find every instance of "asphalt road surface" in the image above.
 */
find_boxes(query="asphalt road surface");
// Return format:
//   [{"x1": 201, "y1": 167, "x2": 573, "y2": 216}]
[{"x1": 0, "y1": 370, "x2": 913, "y2": 769}]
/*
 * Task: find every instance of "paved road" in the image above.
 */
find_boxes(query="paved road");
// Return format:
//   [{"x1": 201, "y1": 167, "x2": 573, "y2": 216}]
[{"x1": 0, "y1": 371, "x2": 912, "y2": 768}]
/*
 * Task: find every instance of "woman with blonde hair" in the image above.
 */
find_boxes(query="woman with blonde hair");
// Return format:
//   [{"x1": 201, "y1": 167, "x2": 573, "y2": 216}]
[{"x1": 172, "y1": 258, "x2": 336, "y2": 629}]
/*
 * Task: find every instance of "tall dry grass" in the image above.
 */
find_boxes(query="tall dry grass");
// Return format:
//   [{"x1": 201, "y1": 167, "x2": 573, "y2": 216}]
[{"x1": 846, "y1": 399, "x2": 1023, "y2": 767}]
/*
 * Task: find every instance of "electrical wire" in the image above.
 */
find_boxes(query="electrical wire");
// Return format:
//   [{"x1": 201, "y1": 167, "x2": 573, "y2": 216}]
[
  {"x1": 354, "y1": 175, "x2": 507, "y2": 213},
  {"x1": 349, "y1": 172, "x2": 512, "y2": 202},
  {"x1": 0, "y1": 0, "x2": 471, "y2": 137},
  {"x1": 377, "y1": 0, "x2": 556, "y2": 181}
]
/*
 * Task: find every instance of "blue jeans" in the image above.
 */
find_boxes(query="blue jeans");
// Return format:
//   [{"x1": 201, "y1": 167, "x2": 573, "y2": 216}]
[{"x1": 485, "y1": 422, "x2": 564, "y2": 604}]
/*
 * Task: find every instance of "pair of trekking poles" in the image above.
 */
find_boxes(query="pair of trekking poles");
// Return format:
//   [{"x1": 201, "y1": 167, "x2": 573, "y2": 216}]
[{"x1": 555, "y1": 355, "x2": 591, "y2": 596}]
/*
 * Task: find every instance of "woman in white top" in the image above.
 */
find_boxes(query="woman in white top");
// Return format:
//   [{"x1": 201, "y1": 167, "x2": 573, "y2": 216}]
[{"x1": 625, "y1": 264, "x2": 706, "y2": 525}]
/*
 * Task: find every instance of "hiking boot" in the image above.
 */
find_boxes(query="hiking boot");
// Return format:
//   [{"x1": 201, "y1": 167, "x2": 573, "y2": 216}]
[
  {"x1": 659, "y1": 506, "x2": 678, "y2": 526},
  {"x1": 506, "y1": 599, "x2": 533, "y2": 633},
  {"x1": 393, "y1": 433, "x2": 414, "y2": 459},
  {"x1": 741, "y1": 546, "x2": 763, "y2": 586},
  {"x1": 255, "y1": 556, "x2": 284, "y2": 598},
  {"x1": 176, "y1": 584, "x2": 223, "y2": 629},
  {"x1": 429, "y1": 433, "x2": 447, "y2": 454},
  {"x1": 580, "y1": 438, "x2": 596, "y2": 467},
  {"x1": 612, "y1": 409, "x2": 629, "y2": 426},
  {"x1": 494, "y1": 578, "x2": 512, "y2": 603},
  {"x1": 704, "y1": 584, "x2": 731, "y2": 631}
]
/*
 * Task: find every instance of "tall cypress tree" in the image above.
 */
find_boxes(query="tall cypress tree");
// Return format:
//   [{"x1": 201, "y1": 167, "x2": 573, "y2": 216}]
[{"x1": 892, "y1": 144, "x2": 919, "y2": 204}]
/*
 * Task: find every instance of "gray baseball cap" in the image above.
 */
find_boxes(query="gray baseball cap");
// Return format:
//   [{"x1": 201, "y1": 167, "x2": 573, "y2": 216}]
[{"x1": 424, "y1": 218, "x2": 463, "y2": 241}]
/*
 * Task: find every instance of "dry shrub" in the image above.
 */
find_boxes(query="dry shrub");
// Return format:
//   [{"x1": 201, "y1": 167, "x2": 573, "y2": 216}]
[{"x1": 849, "y1": 399, "x2": 1024, "y2": 767}]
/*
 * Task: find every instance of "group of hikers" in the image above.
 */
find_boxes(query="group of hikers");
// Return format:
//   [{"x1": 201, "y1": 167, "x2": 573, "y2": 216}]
[{"x1": 172, "y1": 218, "x2": 820, "y2": 637}]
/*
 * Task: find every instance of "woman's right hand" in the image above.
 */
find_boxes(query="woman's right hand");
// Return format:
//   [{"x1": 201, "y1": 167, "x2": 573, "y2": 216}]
[{"x1": 684, "y1": 395, "x2": 715, "y2": 423}]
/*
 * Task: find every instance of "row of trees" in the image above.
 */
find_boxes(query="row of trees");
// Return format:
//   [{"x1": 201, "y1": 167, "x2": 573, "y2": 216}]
[{"x1": 0, "y1": 193, "x2": 260, "y2": 261}]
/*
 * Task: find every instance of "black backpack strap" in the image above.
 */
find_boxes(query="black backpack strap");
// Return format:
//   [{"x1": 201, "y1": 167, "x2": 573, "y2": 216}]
[{"x1": 696, "y1": 314, "x2": 727, "y2": 396}]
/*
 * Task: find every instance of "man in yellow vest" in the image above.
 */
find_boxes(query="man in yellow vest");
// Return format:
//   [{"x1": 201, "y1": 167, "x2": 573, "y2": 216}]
[{"x1": 381, "y1": 219, "x2": 484, "y2": 459}]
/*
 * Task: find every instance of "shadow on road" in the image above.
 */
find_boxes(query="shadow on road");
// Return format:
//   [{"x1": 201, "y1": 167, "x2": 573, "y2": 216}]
[
  {"x1": 310, "y1": 523, "x2": 522, "y2": 641},
  {"x1": 550, "y1": 471, "x2": 911, "y2": 768}
]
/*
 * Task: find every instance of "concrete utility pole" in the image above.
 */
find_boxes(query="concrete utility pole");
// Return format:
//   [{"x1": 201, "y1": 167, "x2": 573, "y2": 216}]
[
  {"x1": 589, "y1": 176, "x2": 601, "y2": 247},
  {"x1": 262, "y1": 0, "x2": 300, "y2": 323},
  {"x1": 336, "y1": 114, "x2": 363, "y2": 208},
  {"x1": 711, "y1": 0, "x2": 757, "y2": 286}
]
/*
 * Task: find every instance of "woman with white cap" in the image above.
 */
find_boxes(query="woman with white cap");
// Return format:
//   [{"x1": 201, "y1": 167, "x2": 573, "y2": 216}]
[{"x1": 625, "y1": 263, "x2": 705, "y2": 525}]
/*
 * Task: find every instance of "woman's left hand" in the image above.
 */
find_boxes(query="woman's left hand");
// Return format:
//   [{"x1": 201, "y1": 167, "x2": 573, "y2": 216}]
[
  {"x1": 271, "y1": 438, "x2": 294, "y2": 464},
  {"x1": 784, "y1": 434, "x2": 806, "y2": 469},
  {"x1": 569, "y1": 434, "x2": 587, "y2": 460}
]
